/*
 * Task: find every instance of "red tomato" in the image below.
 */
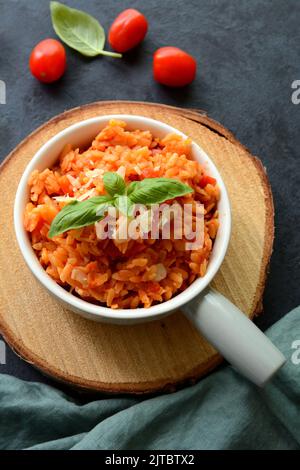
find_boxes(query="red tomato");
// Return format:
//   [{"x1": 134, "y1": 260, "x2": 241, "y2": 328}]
[
  {"x1": 153, "y1": 47, "x2": 197, "y2": 87},
  {"x1": 199, "y1": 175, "x2": 217, "y2": 188},
  {"x1": 108, "y1": 9, "x2": 148, "y2": 53},
  {"x1": 29, "y1": 39, "x2": 66, "y2": 83}
]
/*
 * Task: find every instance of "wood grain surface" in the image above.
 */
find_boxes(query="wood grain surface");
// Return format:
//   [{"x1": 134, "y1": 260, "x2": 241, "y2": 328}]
[{"x1": 0, "y1": 101, "x2": 274, "y2": 394}]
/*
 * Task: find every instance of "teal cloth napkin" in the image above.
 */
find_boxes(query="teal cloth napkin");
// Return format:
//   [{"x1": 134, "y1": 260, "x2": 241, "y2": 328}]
[{"x1": 0, "y1": 307, "x2": 299, "y2": 450}]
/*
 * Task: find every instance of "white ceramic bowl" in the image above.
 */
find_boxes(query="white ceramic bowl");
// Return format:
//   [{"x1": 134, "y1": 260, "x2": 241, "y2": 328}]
[
  {"x1": 14, "y1": 115, "x2": 285, "y2": 386},
  {"x1": 14, "y1": 115, "x2": 231, "y2": 323}
]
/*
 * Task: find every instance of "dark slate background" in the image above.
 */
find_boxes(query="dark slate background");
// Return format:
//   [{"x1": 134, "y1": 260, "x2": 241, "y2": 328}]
[{"x1": 0, "y1": 0, "x2": 299, "y2": 387}]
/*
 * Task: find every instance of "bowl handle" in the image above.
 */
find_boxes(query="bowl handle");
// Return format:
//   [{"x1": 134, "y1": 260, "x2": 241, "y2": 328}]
[{"x1": 181, "y1": 287, "x2": 286, "y2": 386}]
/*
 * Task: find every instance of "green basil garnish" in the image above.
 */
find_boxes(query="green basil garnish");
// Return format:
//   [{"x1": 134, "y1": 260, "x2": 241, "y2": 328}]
[
  {"x1": 50, "y1": 2, "x2": 122, "y2": 58},
  {"x1": 126, "y1": 181, "x2": 140, "y2": 196},
  {"x1": 49, "y1": 172, "x2": 193, "y2": 238},
  {"x1": 128, "y1": 178, "x2": 193, "y2": 204},
  {"x1": 103, "y1": 172, "x2": 126, "y2": 197},
  {"x1": 49, "y1": 195, "x2": 112, "y2": 238}
]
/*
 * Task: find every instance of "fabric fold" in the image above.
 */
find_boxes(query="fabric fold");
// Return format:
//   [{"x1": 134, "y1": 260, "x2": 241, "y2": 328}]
[{"x1": 0, "y1": 307, "x2": 299, "y2": 450}]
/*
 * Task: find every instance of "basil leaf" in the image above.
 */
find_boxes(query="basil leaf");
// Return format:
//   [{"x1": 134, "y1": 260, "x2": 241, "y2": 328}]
[
  {"x1": 50, "y1": 2, "x2": 122, "y2": 58},
  {"x1": 103, "y1": 172, "x2": 126, "y2": 197},
  {"x1": 128, "y1": 178, "x2": 193, "y2": 205},
  {"x1": 126, "y1": 181, "x2": 140, "y2": 196},
  {"x1": 114, "y1": 195, "x2": 134, "y2": 216},
  {"x1": 49, "y1": 195, "x2": 112, "y2": 238}
]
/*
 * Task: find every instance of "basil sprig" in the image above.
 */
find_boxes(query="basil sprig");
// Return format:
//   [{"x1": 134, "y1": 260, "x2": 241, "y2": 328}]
[
  {"x1": 50, "y1": 2, "x2": 122, "y2": 58},
  {"x1": 49, "y1": 171, "x2": 193, "y2": 238}
]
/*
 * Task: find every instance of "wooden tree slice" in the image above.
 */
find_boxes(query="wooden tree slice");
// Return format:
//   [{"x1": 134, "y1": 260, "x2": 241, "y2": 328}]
[{"x1": 0, "y1": 101, "x2": 274, "y2": 394}]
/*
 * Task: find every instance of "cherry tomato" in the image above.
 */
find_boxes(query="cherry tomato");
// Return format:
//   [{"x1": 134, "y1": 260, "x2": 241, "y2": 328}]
[
  {"x1": 153, "y1": 47, "x2": 197, "y2": 87},
  {"x1": 29, "y1": 39, "x2": 66, "y2": 83},
  {"x1": 108, "y1": 9, "x2": 148, "y2": 53}
]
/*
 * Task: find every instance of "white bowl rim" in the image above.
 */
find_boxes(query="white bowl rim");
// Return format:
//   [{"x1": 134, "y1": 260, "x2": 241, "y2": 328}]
[{"x1": 14, "y1": 114, "x2": 231, "y2": 321}]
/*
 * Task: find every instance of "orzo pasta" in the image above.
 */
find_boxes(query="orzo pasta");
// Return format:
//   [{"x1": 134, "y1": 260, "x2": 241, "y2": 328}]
[{"x1": 24, "y1": 120, "x2": 219, "y2": 308}]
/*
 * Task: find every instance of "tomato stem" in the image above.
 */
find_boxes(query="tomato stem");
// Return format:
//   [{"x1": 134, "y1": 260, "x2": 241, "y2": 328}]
[{"x1": 99, "y1": 50, "x2": 122, "y2": 58}]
